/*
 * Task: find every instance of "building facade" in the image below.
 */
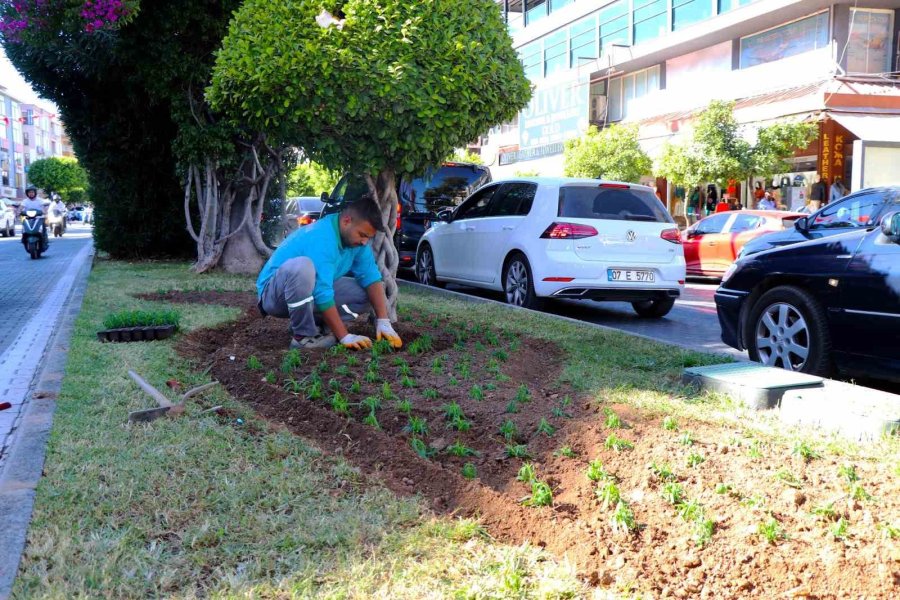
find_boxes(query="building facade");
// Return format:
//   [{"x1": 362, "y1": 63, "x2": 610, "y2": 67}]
[
  {"x1": 0, "y1": 84, "x2": 67, "y2": 202},
  {"x1": 485, "y1": 0, "x2": 900, "y2": 210}
]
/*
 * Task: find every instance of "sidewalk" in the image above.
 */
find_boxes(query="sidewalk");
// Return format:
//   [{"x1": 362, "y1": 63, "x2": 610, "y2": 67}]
[{"x1": 0, "y1": 243, "x2": 94, "y2": 600}]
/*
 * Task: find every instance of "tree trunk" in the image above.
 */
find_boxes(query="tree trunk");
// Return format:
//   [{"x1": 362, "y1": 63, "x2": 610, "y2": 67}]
[{"x1": 366, "y1": 170, "x2": 400, "y2": 321}]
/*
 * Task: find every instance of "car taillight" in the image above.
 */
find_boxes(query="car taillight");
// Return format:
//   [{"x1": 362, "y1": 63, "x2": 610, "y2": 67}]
[
  {"x1": 540, "y1": 222, "x2": 598, "y2": 239},
  {"x1": 660, "y1": 228, "x2": 681, "y2": 244},
  {"x1": 396, "y1": 202, "x2": 401, "y2": 231},
  {"x1": 599, "y1": 183, "x2": 630, "y2": 189},
  {"x1": 297, "y1": 215, "x2": 314, "y2": 226}
]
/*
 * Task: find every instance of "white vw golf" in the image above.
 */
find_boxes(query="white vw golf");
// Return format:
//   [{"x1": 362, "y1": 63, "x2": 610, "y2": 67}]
[{"x1": 416, "y1": 178, "x2": 685, "y2": 318}]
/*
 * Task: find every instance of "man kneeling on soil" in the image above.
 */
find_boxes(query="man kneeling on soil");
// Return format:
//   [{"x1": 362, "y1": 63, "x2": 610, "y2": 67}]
[{"x1": 256, "y1": 195, "x2": 402, "y2": 351}]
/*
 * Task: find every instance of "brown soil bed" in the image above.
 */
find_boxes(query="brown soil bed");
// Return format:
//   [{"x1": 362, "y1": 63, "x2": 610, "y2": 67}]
[{"x1": 160, "y1": 291, "x2": 899, "y2": 599}]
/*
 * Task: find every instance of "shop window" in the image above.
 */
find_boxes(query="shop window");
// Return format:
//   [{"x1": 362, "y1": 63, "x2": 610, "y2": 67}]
[
  {"x1": 633, "y1": 0, "x2": 667, "y2": 45},
  {"x1": 740, "y1": 12, "x2": 829, "y2": 69},
  {"x1": 521, "y1": 42, "x2": 543, "y2": 80},
  {"x1": 599, "y1": 1, "x2": 629, "y2": 57},
  {"x1": 544, "y1": 30, "x2": 568, "y2": 77},
  {"x1": 525, "y1": 0, "x2": 547, "y2": 26},
  {"x1": 570, "y1": 15, "x2": 598, "y2": 68},
  {"x1": 673, "y1": 0, "x2": 713, "y2": 31},
  {"x1": 847, "y1": 9, "x2": 893, "y2": 74}
]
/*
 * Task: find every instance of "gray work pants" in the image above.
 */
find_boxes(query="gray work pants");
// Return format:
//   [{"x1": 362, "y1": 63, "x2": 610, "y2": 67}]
[{"x1": 259, "y1": 257, "x2": 372, "y2": 337}]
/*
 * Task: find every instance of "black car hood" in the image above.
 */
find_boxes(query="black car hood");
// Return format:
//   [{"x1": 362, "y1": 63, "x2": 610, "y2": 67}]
[{"x1": 741, "y1": 228, "x2": 805, "y2": 256}]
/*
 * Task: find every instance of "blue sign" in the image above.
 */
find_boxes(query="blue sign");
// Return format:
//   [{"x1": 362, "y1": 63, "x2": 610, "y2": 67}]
[{"x1": 519, "y1": 76, "x2": 589, "y2": 151}]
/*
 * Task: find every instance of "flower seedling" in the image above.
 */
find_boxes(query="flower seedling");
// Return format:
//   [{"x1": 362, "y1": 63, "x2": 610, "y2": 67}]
[
  {"x1": 522, "y1": 481, "x2": 553, "y2": 507},
  {"x1": 457, "y1": 363, "x2": 471, "y2": 379},
  {"x1": 280, "y1": 349, "x2": 303, "y2": 373},
  {"x1": 381, "y1": 382, "x2": 394, "y2": 400},
  {"x1": 492, "y1": 349, "x2": 508, "y2": 362},
  {"x1": 609, "y1": 501, "x2": 637, "y2": 534},
  {"x1": 407, "y1": 335, "x2": 433, "y2": 356},
  {"x1": 747, "y1": 439, "x2": 762, "y2": 458},
  {"x1": 330, "y1": 392, "x2": 350, "y2": 416},
  {"x1": 495, "y1": 373, "x2": 512, "y2": 383},
  {"x1": 499, "y1": 419, "x2": 518, "y2": 441},
  {"x1": 431, "y1": 356, "x2": 444, "y2": 374},
  {"x1": 349, "y1": 380, "x2": 361, "y2": 394},
  {"x1": 405, "y1": 416, "x2": 428, "y2": 436},
  {"x1": 371, "y1": 339, "x2": 393, "y2": 357},
  {"x1": 400, "y1": 375, "x2": 416, "y2": 388},
  {"x1": 307, "y1": 380, "x2": 323, "y2": 401},
  {"x1": 604, "y1": 434, "x2": 634, "y2": 452},
  {"x1": 758, "y1": 517, "x2": 786, "y2": 544},
  {"x1": 484, "y1": 331, "x2": 500, "y2": 346},
  {"x1": 650, "y1": 462, "x2": 677, "y2": 482},
  {"x1": 469, "y1": 385, "x2": 484, "y2": 401},
  {"x1": 473, "y1": 341, "x2": 486, "y2": 353},
  {"x1": 329, "y1": 344, "x2": 347, "y2": 357},
  {"x1": 693, "y1": 518, "x2": 715, "y2": 547},
  {"x1": 264, "y1": 371, "x2": 276, "y2": 384},
  {"x1": 446, "y1": 441, "x2": 479, "y2": 457},
  {"x1": 450, "y1": 418, "x2": 471, "y2": 432},
  {"x1": 677, "y1": 499, "x2": 704, "y2": 522},
  {"x1": 838, "y1": 464, "x2": 859, "y2": 484},
  {"x1": 850, "y1": 484, "x2": 872, "y2": 501},
  {"x1": 517, "y1": 462, "x2": 536, "y2": 483},
  {"x1": 361, "y1": 396, "x2": 381, "y2": 413},
  {"x1": 792, "y1": 440, "x2": 821, "y2": 463},
  {"x1": 461, "y1": 463, "x2": 477, "y2": 479},
  {"x1": 586, "y1": 460, "x2": 608, "y2": 482},
  {"x1": 364, "y1": 369, "x2": 379, "y2": 384},
  {"x1": 831, "y1": 517, "x2": 849, "y2": 540},
  {"x1": 661, "y1": 482, "x2": 684, "y2": 505},
  {"x1": 555, "y1": 446, "x2": 577, "y2": 458},
  {"x1": 328, "y1": 378, "x2": 341, "y2": 391},
  {"x1": 715, "y1": 483, "x2": 734, "y2": 495},
  {"x1": 881, "y1": 524, "x2": 899, "y2": 540},
  {"x1": 423, "y1": 388, "x2": 439, "y2": 400},
  {"x1": 484, "y1": 383, "x2": 497, "y2": 391},
  {"x1": 346, "y1": 355, "x2": 360, "y2": 367},
  {"x1": 686, "y1": 452, "x2": 705, "y2": 468},
  {"x1": 678, "y1": 432, "x2": 695, "y2": 446},
  {"x1": 536, "y1": 418, "x2": 555, "y2": 437},
  {"x1": 316, "y1": 359, "x2": 330, "y2": 374},
  {"x1": 334, "y1": 365, "x2": 351, "y2": 377},
  {"x1": 283, "y1": 377, "x2": 303, "y2": 394},
  {"x1": 397, "y1": 363, "x2": 412, "y2": 377},
  {"x1": 505, "y1": 400, "x2": 519, "y2": 414},
  {"x1": 811, "y1": 503, "x2": 838, "y2": 522},
  {"x1": 246, "y1": 355, "x2": 263, "y2": 370},
  {"x1": 392, "y1": 356, "x2": 407, "y2": 367},
  {"x1": 362, "y1": 413, "x2": 380, "y2": 429},
  {"x1": 448, "y1": 376, "x2": 460, "y2": 386},
  {"x1": 443, "y1": 402, "x2": 464, "y2": 422},
  {"x1": 506, "y1": 444, "x2": 531, "y2": 459},
  {"x1": 514, "y1": 385, "x2": 531, "y2": 404},
  {"x1": 774, "y1": 469, "x2": 803, "y2": 489},
  {"x1": 395, "y1": 398, "x2": 413, "y2": 414},
  {"x1": 604, "y1": 409, "x2": 622, "y2": 429},
  {"x1": 597, "y1": 481, "x2": 621, "y2": 509},
  {"x1": 662, "y1": 416, "x2": 678, "y2": 431},
  {"x1": 410, "y1": 438, "x2": 435, "y2": 459}
]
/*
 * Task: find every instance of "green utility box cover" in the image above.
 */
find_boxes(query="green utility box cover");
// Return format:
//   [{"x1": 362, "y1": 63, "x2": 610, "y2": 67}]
[{"x1": 682, "y1": 362, "x2": 823, "y2": 410}]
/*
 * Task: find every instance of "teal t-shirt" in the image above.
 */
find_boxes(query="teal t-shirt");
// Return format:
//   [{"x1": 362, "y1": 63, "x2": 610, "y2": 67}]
[{"x1": 256, "y1": 214, "x2": 382, "y2": 311}]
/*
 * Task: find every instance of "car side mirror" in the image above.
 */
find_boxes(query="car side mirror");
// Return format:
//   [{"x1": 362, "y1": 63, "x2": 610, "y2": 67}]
[
  {"x1": 881, "y1": 211, "x2": 900, "y2": 242},
  {"x1": 794, "y1": 217, "x2": 809, "y2": 232},
  {"x1": 435, "y1": 208, "x2": 452, "y2": 222},
  {"x1": 320, "y1": 191, "x2": 332, "y2": 204}
]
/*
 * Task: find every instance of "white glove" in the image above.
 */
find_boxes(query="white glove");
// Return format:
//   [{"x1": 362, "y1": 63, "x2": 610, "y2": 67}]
[
  {"x1": 340, "y1": 333, "x2": 372, "y2": 350},
  {"x1": 375, "y1": 319, "x2": 402, "y2": 348}
]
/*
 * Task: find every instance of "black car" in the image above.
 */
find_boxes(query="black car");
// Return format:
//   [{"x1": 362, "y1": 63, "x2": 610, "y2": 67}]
[
  {"x1": 740, "y1": 186, "x2": 900, "y2": 258},
  {"x1": 715, "y1": 210, "x2": 900, "y2": 383},
  {"x1": 322, "y1": 162, "x2": 492, "y2": 269}
]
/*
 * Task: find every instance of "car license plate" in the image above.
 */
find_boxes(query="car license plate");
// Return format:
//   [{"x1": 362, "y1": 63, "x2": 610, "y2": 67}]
[{"x1": 608, "y1": 269, "x2": 655, "y2": 283}]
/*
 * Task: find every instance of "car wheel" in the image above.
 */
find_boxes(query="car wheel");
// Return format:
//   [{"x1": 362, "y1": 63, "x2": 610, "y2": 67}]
[
  {"x1": 746, "y1": 285, "x2": 832, "y2": 376},
  {"x1": 631, "y1": 297, "x2": 676, "y2": 318},
  {"x1": 503, "y1": 253, "x2": 543, "y2": 310},
  {"x1": 1, "y1": 221, "x2": 7, "y2": 237},
  {"x1": 416, "y1": 245, "x2": 444, "y2": 288}
]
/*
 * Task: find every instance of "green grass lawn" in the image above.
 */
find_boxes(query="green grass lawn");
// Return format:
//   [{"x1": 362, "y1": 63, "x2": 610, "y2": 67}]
[{"x1": 14, "y1": 260, "x2": 898, "y2": 598}]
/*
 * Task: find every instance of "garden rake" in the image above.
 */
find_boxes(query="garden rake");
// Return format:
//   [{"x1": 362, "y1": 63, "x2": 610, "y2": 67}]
[{"x1": 127, "y1": 369, "x2": 219, "y2": 423}]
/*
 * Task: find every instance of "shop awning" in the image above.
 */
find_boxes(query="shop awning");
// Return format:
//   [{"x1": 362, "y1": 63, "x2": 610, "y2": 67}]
[{"x1": 829, "y1": 113, "x2": 900, "y2": 143}]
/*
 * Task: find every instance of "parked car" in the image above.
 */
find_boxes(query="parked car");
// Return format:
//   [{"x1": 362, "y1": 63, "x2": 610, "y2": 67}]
[
  {"x1": 416, "y1": 178, "x2": 685, "y2": 317},
  {"x1": 715, "y1": 210, "x2": 900, "y2": 382},
  {"x1": 739, "y1": 185, "x2": 900, "y2": 258},
  {"x1": 284, "y1": 196, "x2": 325, "y2": 233},
  {"x1": 68, "y1": 205, "x2": 86, "y2": 222},
  {"x1": 0, "y1": 199, "x2": 15, "y2": 237},
  {"x1": 682, "y1": 210, "x2": 804, "y2": 278},
  {"x1": 322, "y1": 162, "x2": 492, "y2": 269}
]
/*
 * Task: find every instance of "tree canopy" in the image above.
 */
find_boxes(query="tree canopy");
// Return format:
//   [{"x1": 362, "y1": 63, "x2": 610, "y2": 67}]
[
  {"x1": 27, "y1": 156, "x2": 88, "y2": 198},
  {"x1": 656, "y1": 100, "x2": 816, "y2": 188},
  {"x1": 287, "y1": 160, "x2": 340, "y2": 198},
  {"x1": 208, "y1": 0, "x2": 531, "y2": 180},
  {"x1": 563, "y1": 124, "x2": 651, "y2": 183}
]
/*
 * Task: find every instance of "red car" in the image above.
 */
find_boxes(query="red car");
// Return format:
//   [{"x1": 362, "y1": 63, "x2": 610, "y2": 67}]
[{"x1": 682, "y1": 210, "x2": 804, "y2": 277}]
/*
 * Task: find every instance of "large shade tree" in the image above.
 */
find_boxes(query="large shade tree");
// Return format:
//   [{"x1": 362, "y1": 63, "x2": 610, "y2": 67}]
[
  {"x1": 563, "y1": 124, "x2": 651, "y2": 183},
  {"x1": 26, "y1": 156, "x2": 88, "y2": 199},
  {"x1": 1, "y1": 0, "x2": 281, "y2": 272},
  {"x1": 208, "y1": 0, "x2": 532, "y2": 316}
]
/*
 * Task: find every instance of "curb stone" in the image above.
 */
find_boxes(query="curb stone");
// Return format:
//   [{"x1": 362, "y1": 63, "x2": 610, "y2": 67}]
[{"x1": 0, "y1": 246, "x2": 94, "y2": 600}]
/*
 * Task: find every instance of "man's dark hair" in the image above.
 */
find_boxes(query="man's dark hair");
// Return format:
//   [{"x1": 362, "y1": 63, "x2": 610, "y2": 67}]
[{"x1": 343, "y1": 194, "x2": 386, "y2": 233}]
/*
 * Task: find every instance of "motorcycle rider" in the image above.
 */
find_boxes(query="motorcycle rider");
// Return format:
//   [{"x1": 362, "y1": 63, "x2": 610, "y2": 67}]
[
  {"x1": 48, "y1": 195, "x2": 67, "y2": 235},
  {"x1": 21, "y1": 185, "x2": 49, "y2": 249}
]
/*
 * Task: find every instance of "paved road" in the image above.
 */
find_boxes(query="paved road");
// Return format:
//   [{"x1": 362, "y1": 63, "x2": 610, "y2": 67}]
[{"x1": 0, "y1": 223, "x2": 94, "y2": 356}]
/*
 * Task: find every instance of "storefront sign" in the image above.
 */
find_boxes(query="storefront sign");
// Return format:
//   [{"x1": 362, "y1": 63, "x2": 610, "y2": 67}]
[
  {"x1": 519, "y1": 75, "x2": 589, "y2": 152},
  {"x1": 499, "y1": 142, "x2": 565, "y2": 166},
  {"x1": 1, "y1": 186, "x2": 16, "y2": 198}
]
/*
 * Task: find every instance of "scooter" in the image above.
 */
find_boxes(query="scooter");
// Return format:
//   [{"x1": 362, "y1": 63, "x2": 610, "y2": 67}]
[{"x1": 22, "y1": 210, "x2": 49, "y2": 259}]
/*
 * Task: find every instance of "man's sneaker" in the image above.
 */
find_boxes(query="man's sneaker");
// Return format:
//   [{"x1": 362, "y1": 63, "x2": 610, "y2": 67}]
[{"x1": 290, "y1": 333, "x2": 337, "y2": 350}]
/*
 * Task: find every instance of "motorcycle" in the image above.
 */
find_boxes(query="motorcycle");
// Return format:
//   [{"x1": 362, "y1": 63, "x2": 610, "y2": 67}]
[
  {"x1": 22, "y1": 209, "x2": 49, "y2": 259},
  {"x1": 48, "y1": 207, "x2": 66, "y2": 237}
]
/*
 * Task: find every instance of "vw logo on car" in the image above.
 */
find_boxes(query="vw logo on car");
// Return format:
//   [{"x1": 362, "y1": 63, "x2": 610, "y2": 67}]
[{"x1": 626, "y1": 230, "x2": 637, "y2": 242}]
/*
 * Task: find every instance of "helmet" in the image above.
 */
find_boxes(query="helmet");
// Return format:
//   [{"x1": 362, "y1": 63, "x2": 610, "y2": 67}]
[{"x1": 25, "y1": 185, "x2": 37, "y2": 196}]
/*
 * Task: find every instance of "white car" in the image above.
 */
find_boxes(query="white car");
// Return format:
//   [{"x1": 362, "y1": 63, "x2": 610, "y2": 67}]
[
  {"x1": 0, "y1": 199, "x2": 15, "y2": 237},
  {"x1": 416, "y1": 177, "x2": 685, "y2": 318}
]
